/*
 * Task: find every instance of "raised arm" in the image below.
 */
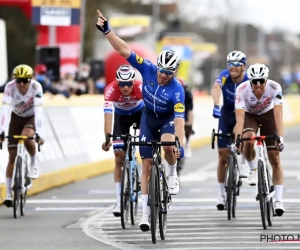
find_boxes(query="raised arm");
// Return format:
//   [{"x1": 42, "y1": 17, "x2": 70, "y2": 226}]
[{"x1": 96, "y1": 9, "x2": 131, "y2": 59}]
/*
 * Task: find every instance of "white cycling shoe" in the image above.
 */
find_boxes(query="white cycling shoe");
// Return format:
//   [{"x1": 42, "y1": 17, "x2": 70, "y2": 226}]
[
  {"x1": 216, "y1": 196, "x2": 225, "y2": 211},
  {"x1": 112, "y1": 203, "x2": 121, "y2": 217},
  {"x1": 168, "y1": 175, "x2": 180, "y2": 195},
  {"x1": 239, "y1": 163, "x2": 249, "y2": 178},
  {"x1": 3, "y1": 195, "x2": 13, "y2": 208},
  {"x1": 247, "y1": 169, "x2": 256, "y2": 186},
  {"x1": 28, "y1": 163, "x2": 39, "y2": 179},
  {"x1": 275, "y1": 201, "x2": 285, "y2": 216},
  {"x1": 139, "y1": 215, "x2": 150, "y2": 232}
]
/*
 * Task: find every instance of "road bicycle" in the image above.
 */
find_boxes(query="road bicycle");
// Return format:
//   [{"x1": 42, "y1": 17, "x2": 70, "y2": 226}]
[
  {"x1": 236, "y1": 130, "x2": 281, "y2": 229},
  {"x1": 131, "y1": 136, "x2": 181, "y2": 244},
  {"x1": 211, "y1": 129, "x2": 242, "y2": 220},
  {"x1": 0, "y1": 134, "x2": 40, "y2": 219},
  {"x1": 105, "y1": 123, "x2": 141, "y2": 229}
]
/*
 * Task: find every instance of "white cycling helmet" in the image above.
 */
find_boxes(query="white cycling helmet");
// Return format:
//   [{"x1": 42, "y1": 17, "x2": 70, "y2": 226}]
[
  {"x1": 247, "y1": 63, "x2": 269, "y2": 79},
  {"x1": 116, "y1": 65, "x2": 136, "y2": 82},
  {"x1": 157, "y1": 50, "x2": 180, "y2": 71},
  {"x1": 227, "y1": 50, "x2": 247, "y2": 64}
]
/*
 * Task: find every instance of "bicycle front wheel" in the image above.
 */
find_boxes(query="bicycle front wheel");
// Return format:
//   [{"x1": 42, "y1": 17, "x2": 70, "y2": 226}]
[
  {"x1": 226, "y1": 154, "x2": 234, "y2": 220},
  {"x1": 130, "y1": 160, "x2": 140, "y2": 225},
  {"x1": 13, "y1": 156, "x2": 22, "y2": 219},
  {"x1": 266, "y1": 167, "x2": 274, "y2": 226},
  {"x1": 150, "y1": 164, "x2": 159, "y2": 244},
  {"x1": 258, "y1": 160, "x2": 267, "y2": 230},
  {"x1": 121, "y1": 160, "x2": 130, "y2": 229},
  {"x1": 159, "y1": 164, "x2": 167, "y2": 240}
]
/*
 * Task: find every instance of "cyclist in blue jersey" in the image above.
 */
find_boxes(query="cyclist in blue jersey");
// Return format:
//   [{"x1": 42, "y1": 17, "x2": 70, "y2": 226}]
[
  {"x1": 211, "y1": 50, "x2": 249, "y2": 210},
  {"x1": 96, "y1": 9, "x2": 185, "y2": 231}
]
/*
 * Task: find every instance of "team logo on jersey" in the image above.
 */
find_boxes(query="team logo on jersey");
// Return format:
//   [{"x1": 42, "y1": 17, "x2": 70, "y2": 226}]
[
  {"x1": 136, "y1": 54, "x2": 144, "y2": 64},
  {"x1": 222, "y1": 76, "x2": 226, "y2": 85},
  {"x1": 174, "y1": 103, "x2": 185, "y2": 113},
  {"x1": 235, "y1": 95, "x2": 241, "y2": 103}
]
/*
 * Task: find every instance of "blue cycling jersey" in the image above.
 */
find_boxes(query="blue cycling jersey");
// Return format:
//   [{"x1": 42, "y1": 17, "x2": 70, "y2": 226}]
[
  {"x1": 216, "y1": 69, "x2": 249, "y2": 149},
  {"x1": 216, "y1": 69, "x2": 249, "y2": 112},
  {"x1": 127, "y1": 51, "x2": 185, "y2": 119}
]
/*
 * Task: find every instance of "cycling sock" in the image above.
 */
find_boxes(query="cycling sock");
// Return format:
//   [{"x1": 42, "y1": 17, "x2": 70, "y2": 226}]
[
  {"x1": 168, "y1": 164, "x2": 177, "y2": 176},
  {"x1": 275, "y1": 185, "x2": 283, "y2": 202},
  {"x1": 142, "y1": 194, "x2": 150, "y2": 218},
  {"x1": 6, "y1": 178, "x2": 12, "y2": 197},
  {"x1": 30, "y1": 154, "x2": 36, "y2": 165},
  {"x1": 186, "y1": 141, "x2": 190, "y2": 149},
  {"x1": 218, "y1": 183, "x2": 225, "y2": 198},
  {"x1": 115, "y1": 182, "x2": 121, "y2": 203},
  {"x1": 246, "y1": 159, "x2": 257, "y2": 170}
]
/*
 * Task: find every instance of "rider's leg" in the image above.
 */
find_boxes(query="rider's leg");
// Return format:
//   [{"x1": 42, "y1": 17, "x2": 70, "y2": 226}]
[
  {"x1": 242, "y1": 113, "x2": 259, "y2": 185},
  {"x1": 261, "y1": 110, "x2": 284, "y2": 215},
  {"x1": 216, "y1": 148, "x2": 230, "y2": 210},
  {"x1": 22, "y1": 117, "x2": 38, "y2": 179},
  {"x1": 215, "y1": 116, "x2": 232, "y2": 210},
  {"x1": 111, "y1": 149, "x2": 126, "y2": 217}
]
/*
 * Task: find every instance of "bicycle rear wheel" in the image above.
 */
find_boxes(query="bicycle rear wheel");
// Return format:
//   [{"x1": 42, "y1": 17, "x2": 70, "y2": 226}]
[
  {"x1": 150, "y1": 164, "x2": 159, "y2": 244},
  {"x1": 121, "y1": 160, "x2": 130, "y2": 229},
  {"x1": 130, "y1": 160, "x2": 140, "y2": 225},
  {"x1": 159, "y1": 164, "x2": 167, "y2": 240},
  {"x1": 13, "y1": 156, "x2": 22, "y2": 219},
  {"x1": 258, "y1": 160, "x2": 267, "y2": 230},
  {"x1": 226, "y1": 154, "x2": 234, "y2": 220}
]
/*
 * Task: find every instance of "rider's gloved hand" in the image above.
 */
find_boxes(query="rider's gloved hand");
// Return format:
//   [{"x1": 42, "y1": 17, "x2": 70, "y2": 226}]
[
  {"x1": 278, "y1": 136, "x2": 285, "y2": 152},
  {"x1": 96, "y1": 10, "x2": 111, "y2": 34},
  {"x1": 230, "y1": 143, "x2": 238, "y2": 154},
  {"x1": 212, "y1": 105, "x2": 221, "y2": 118},
  {"x1": 102, "y1": 141, "x2": 112, "y2": 151}
]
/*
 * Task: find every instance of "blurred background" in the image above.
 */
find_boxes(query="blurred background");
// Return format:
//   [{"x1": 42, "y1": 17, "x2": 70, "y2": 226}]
[{"x1": 1, "y1": 0, "x2": 300, "y2": 96}]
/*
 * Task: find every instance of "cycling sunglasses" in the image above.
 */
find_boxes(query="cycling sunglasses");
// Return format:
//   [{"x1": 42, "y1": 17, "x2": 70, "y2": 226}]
[
  {"x1": 158, "y1": 67, "x2": 175, "y2": 75},
  {"x1": 16, "y1": 78, "x2": 31, "y2": 84},
  {"x1": 118, "y1": 81, "x2": 133, "y2": 88},
  {"x1": 251, "y1": 78, "x2": 266, "y2": 85},
  {"x1": 227, "y1": 62, "x2": 244, "y2": 67}
]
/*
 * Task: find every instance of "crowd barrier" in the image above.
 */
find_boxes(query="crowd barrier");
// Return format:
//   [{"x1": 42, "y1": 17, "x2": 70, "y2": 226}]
[{"x1": 0, "y1": 94, "x2": 299, "y2": 202}]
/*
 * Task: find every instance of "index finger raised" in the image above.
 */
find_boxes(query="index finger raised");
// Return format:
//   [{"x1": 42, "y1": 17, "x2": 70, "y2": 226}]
[{"x1": 97, "y1": 9, "x2": 102, "y2": 17}]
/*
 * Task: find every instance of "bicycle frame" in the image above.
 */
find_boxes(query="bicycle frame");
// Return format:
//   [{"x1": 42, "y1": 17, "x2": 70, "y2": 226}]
[
  {"x1": 254, "y1": 139, "x2": 274, "y2": 202},
  {"x1": 236, "y1": 131, "x2": 280, "y2": 202},
  {"x1": 106, "y1": 127, "x2": 140, "y2": 203},
  {"x1": 12, "y1": 136, "x2": 29, "y2": 194}
]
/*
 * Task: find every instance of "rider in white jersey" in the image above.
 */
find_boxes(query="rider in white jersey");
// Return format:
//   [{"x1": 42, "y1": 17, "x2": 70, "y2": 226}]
[
  {"x1": 0, "y1": 64, "x2": 44, "y2": 207},
  {"x1": 234, "y1": 63, "x2": 285, "y2": 216}
]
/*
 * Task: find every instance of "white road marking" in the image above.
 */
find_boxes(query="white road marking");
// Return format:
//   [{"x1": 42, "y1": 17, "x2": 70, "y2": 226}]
[
  {"x1": 80, "y1": 206, "x2": 142, "y2": 250},
  {"x1": 35, "y1": 207, "x2": 107, "y2": 211},
  {"x1": 27, "y1": 198, "x2": 300, "y2": 203}
]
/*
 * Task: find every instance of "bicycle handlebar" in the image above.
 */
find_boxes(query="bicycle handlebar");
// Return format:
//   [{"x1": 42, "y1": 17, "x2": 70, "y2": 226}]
[
  {"x1": 105, "y1": 123, "x2": 139, "y2": 147},
  {"x1": 0, "y1": 134, "x2": 41, "y2": 152},
  {"x1": 235, "y1": 131, "x2": 282, "y2": 152},
  {"x1": 211, "y1": 129, "x2": 234, "y2": 149},
  {"x1": 130, "y1": 136, "x2": 181, "y2": 161}
]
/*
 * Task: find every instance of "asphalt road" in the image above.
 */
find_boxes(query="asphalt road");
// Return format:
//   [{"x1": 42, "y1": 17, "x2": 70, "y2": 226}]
[{"x1": 0, "y1": 126, "x2": 299, "y2": 250}]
